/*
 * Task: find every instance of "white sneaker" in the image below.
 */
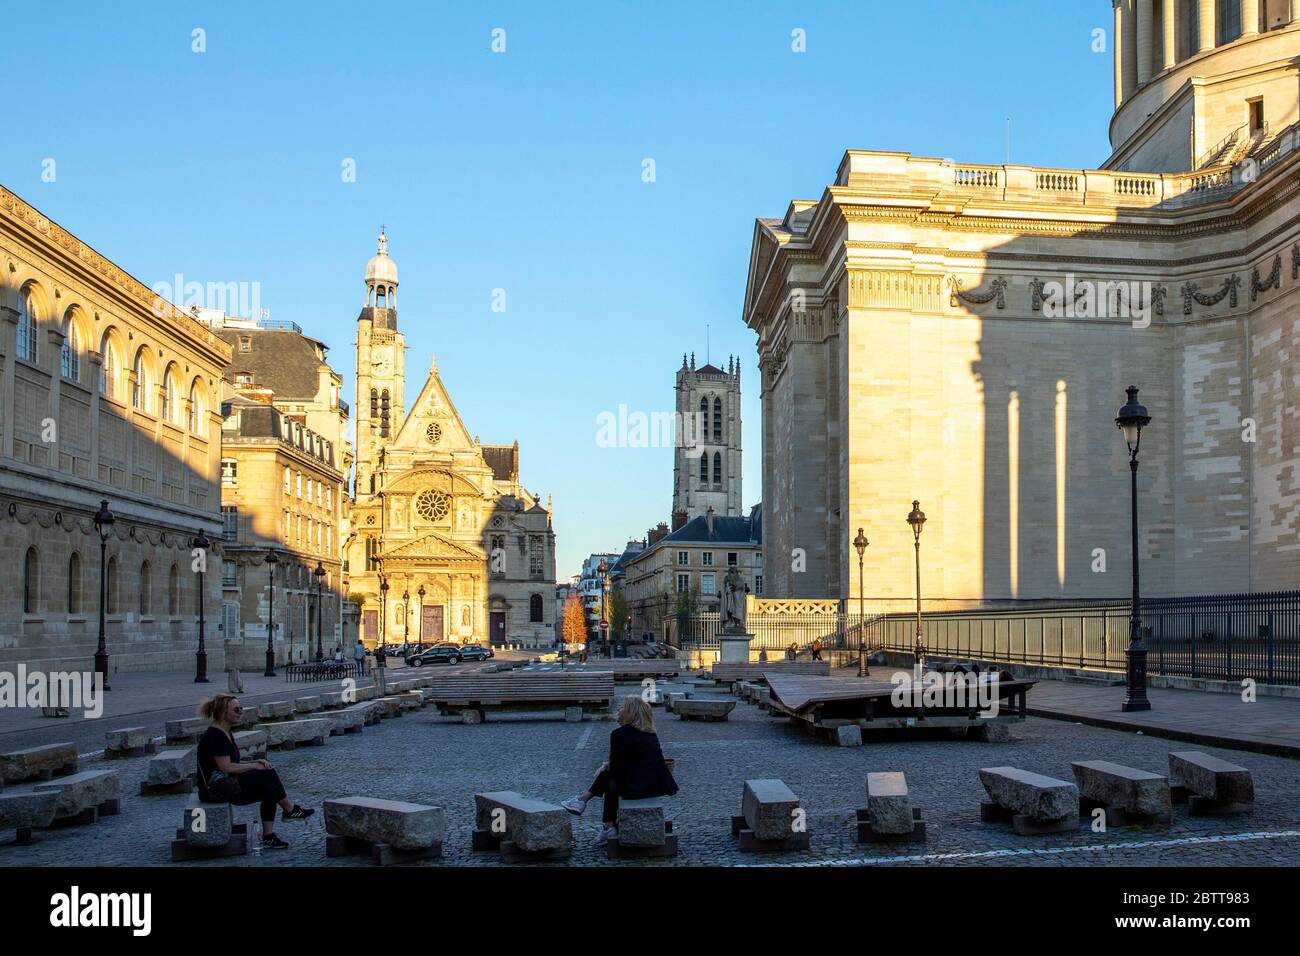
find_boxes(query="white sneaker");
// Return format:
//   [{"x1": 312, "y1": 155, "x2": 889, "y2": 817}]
[
  {"x1": 560, "y1": 796, "x2": 588, "y2": 815},
  {"x1": 594, "y1": 825, "x2": 617, "y2": 847}
]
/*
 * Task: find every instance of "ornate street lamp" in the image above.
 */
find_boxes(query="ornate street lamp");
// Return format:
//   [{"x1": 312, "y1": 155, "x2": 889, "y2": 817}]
[
  {"x1": 193, "y1": 529, "x2": 211, "y2": 683},
  {"x1": 1116, "y1": 385, "x2": 1153, "y2": 713},
  {"x1": 264, "y1": 549, "x2": 279, "y2": 677},
  {"x1": 377, "y1": 577, "x2": 389, "y2": 667},
  {"x1": 93, "y1": 499, "x2": 114, "y2": 691},
  {"x1": 906, "y1": 501, "x2": 927, "y2": 676},
  {"x1": 417, "y1": 584, "x2": 426, "y2": 649},
  {"x1": 597, "y1": 559, "x2": 609, "y2": 658},
  {"x1": 853, "y1": 527, "x2": 869, "y2": 677},
  {"x1": 402, "y1": 587, "x2": 411, "y2": 659},
  {"x1": 314, "y1": 562, "x2": 325, "y2": 662}
]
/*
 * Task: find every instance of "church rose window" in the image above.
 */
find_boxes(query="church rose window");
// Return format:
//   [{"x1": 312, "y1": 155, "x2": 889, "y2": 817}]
[
  {"x1": 415, "y1": 489, "x2": 450, "y2": 522},
  {"x1": 426, "y1": 422, "x2": 442, "y2": 444}
]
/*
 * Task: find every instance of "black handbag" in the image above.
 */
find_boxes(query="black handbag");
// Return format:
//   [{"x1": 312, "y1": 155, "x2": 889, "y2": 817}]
[{"x1": 200, "y1": 759, "x2": 242, "y2": 801}]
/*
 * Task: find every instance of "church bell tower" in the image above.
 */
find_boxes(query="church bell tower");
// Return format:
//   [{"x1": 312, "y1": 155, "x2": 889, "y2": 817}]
[{"x1": 354, "y1": 230, "x2": 406, "y2": 497}]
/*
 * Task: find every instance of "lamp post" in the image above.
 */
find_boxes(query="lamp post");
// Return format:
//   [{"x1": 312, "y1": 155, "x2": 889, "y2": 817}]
[
  {"x1": 597, "y1": 559, "x2": 609, "y2": 658},
  {"x1": 853, "y1": 527, "x2": 869, "y2": 677},
  {"x1": 93, "y1": 499, "x2": 114, "y2": 690},
  {"x1": 378, "y1": 577, "x2": 389, "y2": 667},
  {"x1": 402, "y1": 588, "x2": 411, "y2": 659},
  {"x1": 1116, "y1": 385, "x2": 1153, "y2": 713},
  {"x1": 264, "y1": 549, "x2": 279, "y2": 676},
  {"x1": 314, "y1": 562, "x2": 325, "y2": 662},
  {"x1": 193, "y1": 529, "x2": 211, "y2": 683},
  {"x1": 907, "y1": 501, "x2": 926, "y2": 676},
  {"x1": 417, "y1": 584, "x2": 425, "y2": 649}
]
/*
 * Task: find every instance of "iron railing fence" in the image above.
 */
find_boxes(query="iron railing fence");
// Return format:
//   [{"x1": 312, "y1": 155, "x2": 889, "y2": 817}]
[
  {"x1": 283, "y1": 660, "x2": 359, "y2": 683},
  {"x1": 678, "y1": 591, "x2": 1300, "y2": 686}
]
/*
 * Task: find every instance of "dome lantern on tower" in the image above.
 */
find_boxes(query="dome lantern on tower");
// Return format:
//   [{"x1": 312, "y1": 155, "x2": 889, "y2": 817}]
[{"x1": 365, "y1": 229, "x2": 399, "y2": 315}]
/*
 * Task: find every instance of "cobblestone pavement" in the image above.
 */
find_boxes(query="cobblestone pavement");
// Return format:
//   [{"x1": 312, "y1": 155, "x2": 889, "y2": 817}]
[{"x1": 4, "y1": 686, "x2": 1299, "y2": 867}]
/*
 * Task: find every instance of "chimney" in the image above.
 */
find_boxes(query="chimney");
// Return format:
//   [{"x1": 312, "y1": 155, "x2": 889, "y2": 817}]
[
  {"x1": 671, "y1": 509, "x2": 687, "y2": 532},
  {"x1": 706, "y1": 506, "x2": 715, "y2": 539},
  {"x1": 648, "y1": 522, "x2": 670, "y2": 546}
]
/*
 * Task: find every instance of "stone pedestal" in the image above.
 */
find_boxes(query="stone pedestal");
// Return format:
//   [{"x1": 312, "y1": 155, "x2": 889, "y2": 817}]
[{"x1": 719, "y1": 630, "x2": 754, "y2": 664}]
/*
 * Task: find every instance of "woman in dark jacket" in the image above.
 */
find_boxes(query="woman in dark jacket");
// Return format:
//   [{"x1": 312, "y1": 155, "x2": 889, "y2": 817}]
[{"x1": 562, "y1": 695, "x2": 677, "y2": 845}]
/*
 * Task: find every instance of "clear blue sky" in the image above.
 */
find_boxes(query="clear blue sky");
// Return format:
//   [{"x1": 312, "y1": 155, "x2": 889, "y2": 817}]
[{"x1": 7, "y1": 1, "x2": 1115, "y2": 579}]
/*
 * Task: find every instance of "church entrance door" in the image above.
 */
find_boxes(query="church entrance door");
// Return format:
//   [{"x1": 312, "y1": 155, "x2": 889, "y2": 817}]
[
  {"x1": 490, "y1": 611, "x2": 506, "y2": 646},
  {"x1": 421, "y1": 604, "x2": 444, "y2": 644},
  {"x1": 363, "y1": 609, "x2": 377, "y2": 647}
]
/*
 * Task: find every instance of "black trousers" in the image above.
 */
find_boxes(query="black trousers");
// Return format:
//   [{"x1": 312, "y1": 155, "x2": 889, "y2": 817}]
[
  {"x1": 230, "y1": 769, "x2": 287, "y2": 823},
  {"x1": 588, "y1": 769, "x2": 622, "y2": 824}
]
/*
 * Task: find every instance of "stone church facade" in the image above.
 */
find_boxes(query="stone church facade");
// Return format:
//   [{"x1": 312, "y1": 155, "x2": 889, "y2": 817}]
[
  {"x1": 671, "y1": 354, "x2": 743, "y2": 526},
  {"x1": 744, "y1": 3, "x2": 1300, "y2": 612},
  {"x1": 345, "y1": 234, "x2": 557, "y2": 649}
]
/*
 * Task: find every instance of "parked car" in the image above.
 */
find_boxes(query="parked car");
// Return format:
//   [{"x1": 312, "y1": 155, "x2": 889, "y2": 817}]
[
  {"x1": 457, "y1": 644, "x2": 493, "y2": 661},
  {"x1": 408, "y1": 643, "x2": 465, "y2": 666}
]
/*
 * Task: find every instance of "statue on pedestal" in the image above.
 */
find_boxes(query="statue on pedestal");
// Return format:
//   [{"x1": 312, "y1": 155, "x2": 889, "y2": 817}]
[{"x1": 721, "y1": 564, "x2": 750, "y2": 634}]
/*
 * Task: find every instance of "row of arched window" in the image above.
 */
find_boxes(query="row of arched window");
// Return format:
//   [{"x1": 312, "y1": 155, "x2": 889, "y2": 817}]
[
  {"x1": 370, "y1": 389, "x2": 391, "y2": 437},
  {"x1": 12, "y1": 283, "x2": 208, "y2": 432},
  {"x1": 698, "y1": 451, "x2": 725, "y2": 485},
  {"x1": 21, "y1": 546, "x2": 188, "y2": 618},
  {"x1": 698, "y1": 395, "x2": 724, "y2": 442}
]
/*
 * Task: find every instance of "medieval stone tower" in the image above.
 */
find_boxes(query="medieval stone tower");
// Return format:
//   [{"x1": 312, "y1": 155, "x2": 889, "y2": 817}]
[
  {"x1": 672, "y1": 353, "x2": 742, "y2": 525},
  {"x1": 354, "y1": 230, "x2": 405, "y2": 498}
]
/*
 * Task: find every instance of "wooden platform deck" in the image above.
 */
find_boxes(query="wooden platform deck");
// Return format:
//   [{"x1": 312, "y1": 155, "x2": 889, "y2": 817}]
[
  {"x1": 764, "y1": 672, "x2": 1032, "y2": 730},
  {"x1": 422, "y1": 673, "x2": 615, "y2": 714}
]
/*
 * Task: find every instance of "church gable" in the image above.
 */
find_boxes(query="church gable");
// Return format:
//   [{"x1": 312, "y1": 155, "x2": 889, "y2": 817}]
[
  {"x1": 389, "y1": 360, "x2": 477, "y2": 456},
  {"x1": 381, "y1": 530, "x2": 484, "y2": 563}
]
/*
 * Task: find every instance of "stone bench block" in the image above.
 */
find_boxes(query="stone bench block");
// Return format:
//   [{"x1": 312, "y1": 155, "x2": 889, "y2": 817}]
[
  {"x1": 165, "y1": 718, "x2": 208, "y2": 743},
  {"x1": 105, "y1": 727, "x2": 156, "y2": 758},
  {"x1": 34, "y1": 769, "x2": 121, "y2": 822},
  {"x1": 374, "y1": 697, "x2": 402, "y2": 718},
  {"x1": 322, "y1": 707, "x2": 366, "y2": 735},
  {"x1": 234, "y1": 708, "x2": 260, "y2": 730},
  {"x1": 0, "y1": 791, "x2": 59, "y2": 840},
  {"x1": 353, "y1": 685, "x2": 377, "y2": 702},
  {"x1": 980, "y1": 766, "x2": 1077, "y2": 826},
  {"x1": 181, "y1": 799, "x2": 234, "y2": 848},
  {"x1": 258, "y1": 701, "x2": 294, "y2": 721},
  {"x1": 836, "y1": 725, "x2": 863, "y2": 747},
  {"x1": 263, "y1": 718, "x2": 331, "y2": 750},
  {"x1": 1168, "y1": 751, "x2": 1254, "y2": 810},
  {"x1": 233, "y1": 730, "x2": 267, "y2": 758},
  {"x1": 674, "y1": 698, "x2": 736, "y2": 721},
  {"x1": 397, "y1": 691, "x2": 423, "y2": 711},
  {"x1": 741, "y1": 779, "x2": 800, "y2": 841},
  {"x1": 0, "y1": 742, "x2": 78, "y2": 784},
  {"x1": 326, "y1": 796, "x2": 446, "y2": 850},
  {"x1": 1072, "y1": 760, "x2": 1172, "y2": 822},
  {"x1": 865, "y1": 771, "x2": 921, "y2": 837},
  {"x1": 473, "y1": 791, "x2": 572, "y2": 854},
  {"x1": 615, "y1": 798, "x2": 667, "y2": 847},
  {"x1": 144, "y1": 748, "x2": 196, "y2": 791},
  {"x1": 320, "y1": 691, "x2": 347, "y2": 709},
  {"x1": 294, "y1": 696, "x2": 322, "y2": 713},
  {"x1": 564, "y1": 706, "x2": 584, "y2": 722}
]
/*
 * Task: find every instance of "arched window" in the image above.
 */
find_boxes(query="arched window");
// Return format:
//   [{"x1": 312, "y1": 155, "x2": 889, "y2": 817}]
[
  {"x1": 107, "y1": 557, "x2": 119, "y2": 615},
  {"x1": 16, "y1": 288, "x2": 38, "y2": 363},
  {"x1": 380, "y1": 389, "x2": 390, "y2": 437},
  {"x1": 139, "y1": 562, "x2": 152, "y2": 616},
  {"x1": 68, "y1": 552, "x2": 82, "y2": 614},
  {"x1": 168, "y1": 565, "x2": 179, "y2": 616},
  {"x1": 699, "y1": 451, "x2": 708, "y2": 482},
  {"x1": 60, "y1": 312, "x2": 81, "y2": 381},
  {"x1": 99, "y1": 332, "x2": 118, "y2": 399},
  {"x1": 698, "y1": 397, "x2": 708, "y2": 439},
  {"x1": 161, "y1": 365, "x2": 179, "y2": 424},
  {"x1": 712, "y1": 397, "x2": 722, "y2": 441},
  {"x1": 23, "y1": 547, "x2": 39, "y2": 614},
  {"x1": 188, "y1": 379, "x2": 204, "y2": 432},
  {"x1": 370, "y1": 389, "x2": 378, "y2": 418},
  {"x1": 713, "y1": 451, "x2": 722, "y2": 484},
  {"x1": 132, "y1": 348, "x2": 150, "y2": 411},
  {"x1": 529, "y1": 593, "x2": 544, "y2": 623}
]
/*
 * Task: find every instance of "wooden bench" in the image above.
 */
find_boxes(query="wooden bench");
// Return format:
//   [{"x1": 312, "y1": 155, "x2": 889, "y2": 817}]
[
  {"x1": 34, "y1": 769, "x2": 121, "y2": 826},
  {"x1": 0, "y1": 791, "x2": 59, "y2": 844},
  {"x1": 711, "y1": 661, "x2": 830, "y2": 685},
  {"x1": 324, "y1": 796, "x2": 445, "y2": 866},
  {"x1": 979, "y1": 766, "x2": 1078, "y2": 835},
  {"x1": 0, "y1": 742, "x2": 78, "y2": 784},
  {"x1": 1072, "y1": 760, "x2": 1172, "y2": 826},
  {"x1": 104, "y1": 727, "x2": 156, "y2": 758},
  {"x1": 423, "y1": 673, "x2": 615, "y2": 723},
  {"x1": 140, "y1": 748, "x2": 196, "y2": 795},
  {"x1": 472, "y1": 791, "x2": 572, "y2": 862},
  {"x1": 172, "y1": 799, "x2": 247, "y2": 861},
  {"x1": 731, "y1": 779, "x2": 808, "y2": 851},
  {"x1": 674, "y1": 698, "x2": 736, "y2": 722},
  {"x1": 1168, "y1": 751, "x2": 1254, "y2": 815},
  {"x1": 607, "y1": 798, "x2": 677, "y2": 859},
  {"x1": 574, "y1": 660, "x2": 681, "y2": 681},
  {"x1": 858, "y1": 771, "x2": 925, "y2": 843}
]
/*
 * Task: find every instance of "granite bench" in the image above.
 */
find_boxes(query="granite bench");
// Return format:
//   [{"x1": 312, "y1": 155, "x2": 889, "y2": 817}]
[
  {"x1": 607, "y1": 798, "x2": 677, "y2": 859},
  {"x1": 171, "y1": 799, "x2": 248, "y2": 861},
  {"x1": 979, "y1": 766, "x2": 1078, "y2": 835},
  {"x1": 325, "y1": 796, "x2": 446, "y2": 865},
  {"x1": 0, "y1": 791, "x2": 59, "y2": 844},
  {"x1": 263, "y1": 718, "x2": 331, "y2": 750},
  {"x1": 293, "y1": 696, "x2": 322, "y2": 714},
  {"x1": 674, "y1": 698, "x2": 736, "y2": 722},
  {"x1": 321, "y1": 706, "x2": 367, "y2": 736},
  {"x1": 730, "y1": 779, "x2": 808, "y2": 851},
  {"x1": 104, "y1": 727, "x2": 157, "y2": 758},
  {"x1": 1072, "y1": 760, "x2": 1173, "y2": 826},
  {"x1": 258, "y1": 701, "x2": 294, "y2": 722},
  {"x1": 164, "y1": 718, "x2": 209, "y2": 744},
  {"x1": 858, "y1": 771, "x2": 925, "y2": 843},
  {"x1": 34, "y1": 768, "x2": 121, "y2": 826},
  {"x1": 234, "y1": 730, "x2": 268, "y2": 759},
  {"x1": 472, "y1": 790, "x2": 573, "y2": 862},
  {"x1": 140, "y1": 748, "x2": 197, "y2": 795},
  {"x1": 1168, "y1": 751, "x2": 1254, "y2": 815},
  {"x1": 0, "y1": 742, "x2": 78, "y2": 784}
]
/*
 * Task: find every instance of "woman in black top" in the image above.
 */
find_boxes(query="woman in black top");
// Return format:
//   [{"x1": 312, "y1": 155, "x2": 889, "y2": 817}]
[
  {"x1": 561, "y1": 695, "x2": 677, "y2": 845},
  {"x1": 195, "y1": 694, "x2": 314, "y2": 850}
]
